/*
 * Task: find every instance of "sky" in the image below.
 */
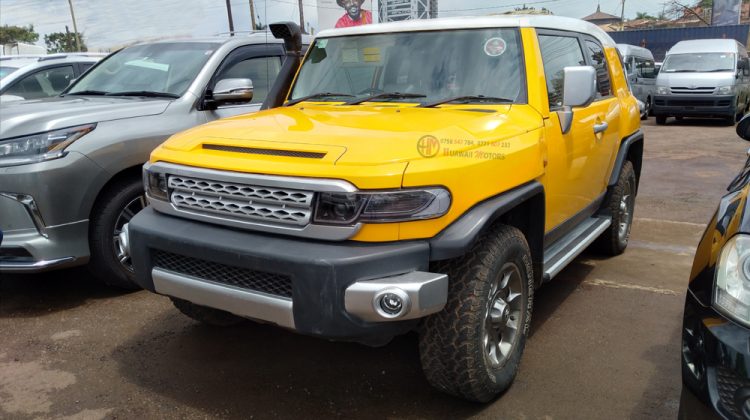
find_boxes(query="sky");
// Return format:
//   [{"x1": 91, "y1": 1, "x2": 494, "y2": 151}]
[{"x1": 0, "y1": 0, "x2": 667, "y2": 51}]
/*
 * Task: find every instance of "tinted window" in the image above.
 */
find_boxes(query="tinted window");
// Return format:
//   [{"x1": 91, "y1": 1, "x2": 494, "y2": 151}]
[
  {"x1": 217, "y1": 56, "x2": 282, "y2": 105},
  {"x1": 5, "y1": 65, "x2": 75, "y2": 99},
  {"x1": 635, "y1": 58, "x2": 656, "y2": 79},
  {"x1": 292, "y1": 28, "x2": 525, "y2": 104},
  {"x1": 585, "y1": 40, "x2": 612, "y2": 98},
  {"x1": 538, "y1": 35, "x2": 585, "y2": 108}
]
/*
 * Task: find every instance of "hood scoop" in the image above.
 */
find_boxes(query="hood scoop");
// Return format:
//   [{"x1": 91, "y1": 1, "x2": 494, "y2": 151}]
[{"x1": 202, "y1": 144, "x2": 327, "y2": 159}]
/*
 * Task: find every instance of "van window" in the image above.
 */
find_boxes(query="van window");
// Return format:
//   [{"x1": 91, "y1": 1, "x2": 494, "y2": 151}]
[
  {"x1": 584, "y1": 40, "x2": 612, "y2": 98},
  {"x1": 538, "y1": 35, "x2": 585, "y2": 109},
  {"x1": 635, "y1": 58, "x2": 656, "y2": 79}
]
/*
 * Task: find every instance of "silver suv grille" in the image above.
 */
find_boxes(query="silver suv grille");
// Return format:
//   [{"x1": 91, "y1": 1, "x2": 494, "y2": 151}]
[
  {"x1": 670, "y1": 87, "x2": 715, "y2": 95},
  {"x1": 168, "y1": 175, "x2": 314, "y2": 226}
]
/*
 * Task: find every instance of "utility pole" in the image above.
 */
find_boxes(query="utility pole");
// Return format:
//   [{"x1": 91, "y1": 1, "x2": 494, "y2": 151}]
[
  {"x1": 620, "y1": 0, "x2": 626, "y2": 31},
  {"x1": 67, "y1": 0, "x2": 82, "y2": 51},
  {"x1": 249, "y1": 0, "x2": 257, "y2": 30},
  {"x1": 225, "y1": 0, "x2": 235, "y2": 35},
  {"x1": 298, "y1": 0, "x2": 305, "y2": 33}
]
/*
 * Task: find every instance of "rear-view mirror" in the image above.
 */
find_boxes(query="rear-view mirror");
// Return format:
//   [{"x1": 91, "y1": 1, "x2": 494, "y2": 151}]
[
  {"x1": 213, "y1": 78, "x2": 254, "y2": 104},
  {"x1": 558, "y1": 66, "x2": 597, "y2": 134}
]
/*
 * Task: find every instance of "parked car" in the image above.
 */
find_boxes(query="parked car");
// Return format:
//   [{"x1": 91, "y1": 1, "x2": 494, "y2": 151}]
[
  {"x1": 0, "y1": 32, "x2": 310, "y2": 288},
  {"x1": 617, "y1": 43, "x2": 657, "y2": 119},
  {"x1": 0, "y1": 53, "x2": 105, "y2": 102},
  {"x1": 654, "y1": 39, "x2": 750, "y2": 125},
  {"x1": 125, "y1": 17, "x2": 643, "y2": 402},
  {"x1": 680, "y1": 115, "x2": 750, "y2": 420}
]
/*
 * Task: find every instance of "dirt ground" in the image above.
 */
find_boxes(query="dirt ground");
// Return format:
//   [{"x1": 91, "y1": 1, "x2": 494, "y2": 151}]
[{"x1": 1, "y1": 117, "x2": 747, "y2": 419}]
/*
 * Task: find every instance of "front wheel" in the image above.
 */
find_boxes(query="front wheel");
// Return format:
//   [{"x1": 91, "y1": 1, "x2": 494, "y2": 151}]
[
  {"x1": 419, "y1": 225, "x2": 534, "y2": 402},
  {"x1": 89, "y1": 177, "x2": 146, "y2": 289}
]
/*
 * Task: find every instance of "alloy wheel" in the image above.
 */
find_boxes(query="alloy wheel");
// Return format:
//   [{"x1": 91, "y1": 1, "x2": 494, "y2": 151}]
[
  {"x1": 112, "y1": 195, "x2": 146, "y2": 272},
  {"x1": 483, "y1": 263, "x2": 524, "y2": 367}
]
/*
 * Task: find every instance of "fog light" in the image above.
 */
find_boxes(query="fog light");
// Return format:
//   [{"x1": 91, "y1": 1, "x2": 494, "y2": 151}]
[{"x1": 374, "y1": 288, "x2": 410, "y2": 319}]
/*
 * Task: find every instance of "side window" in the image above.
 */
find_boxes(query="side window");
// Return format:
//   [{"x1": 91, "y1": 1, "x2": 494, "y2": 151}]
[
  {"x1": 215, "y1": 56, "x2": 282, "y2": 105},
  {"x1": 584, "y1": 40, "x2": 612, "y2": 98},
  {"x1": 5, "y1": 65, "x2": 75, "y2": 99},
  {"x1": 538, "y1": 35, "x2": 586, "y2": 109},
  {"x1": 636, "y1": 58, "x2": 656, "y2": 79},
  {"x1": 80, "y1": 62, "x2": 95, "y2": 73}
]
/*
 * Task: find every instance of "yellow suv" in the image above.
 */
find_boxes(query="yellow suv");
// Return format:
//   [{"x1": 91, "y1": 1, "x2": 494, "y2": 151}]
[{"x1": 127, "y1": 16, "x2": 643, "y2": 402}]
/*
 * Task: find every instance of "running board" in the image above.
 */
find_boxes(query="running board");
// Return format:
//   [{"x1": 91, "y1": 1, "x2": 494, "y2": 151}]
[{"x1": 543, "y1": 216, "x2": 611, "y2": 281}]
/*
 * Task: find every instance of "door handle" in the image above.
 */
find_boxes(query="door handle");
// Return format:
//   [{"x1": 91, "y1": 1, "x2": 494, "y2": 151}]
[{"x1": 594, "y1": 122, "x2": 609, "y2": 134}]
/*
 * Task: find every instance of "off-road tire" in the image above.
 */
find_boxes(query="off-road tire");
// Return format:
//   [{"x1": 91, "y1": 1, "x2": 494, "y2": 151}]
[
  {"x1": 593, "y1": 161, "x2": 636, "y2": 256},
  {"x1": 88, "y1": 177, "x2": 143, "y2": 289},
  {"x1": 655, "y1": 115, "x2": 667, "y2": 125},
  {"x1": 171, "y1": 298, "x2": 244, "y2": 326},
  {"x1": 419, "y1": 225, "x2": 534, "y2": 403}
]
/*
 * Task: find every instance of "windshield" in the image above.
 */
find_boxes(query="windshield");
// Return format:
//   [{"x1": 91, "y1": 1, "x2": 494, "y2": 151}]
[
  {"x1": 290, "y1": 28, "x2": 525, "y2": 105},
  {"x1": 0, "y1": 66, "x2": 19, "y2": 79},
  {"x1": 661, "y1": 53, "x2": 736, "y2": 73},
  {"x1": 67, "y1": 42, "x2": 219, "y2": 96}
]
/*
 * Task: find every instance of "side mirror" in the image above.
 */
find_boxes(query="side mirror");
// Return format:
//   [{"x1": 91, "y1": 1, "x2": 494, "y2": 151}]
[
  {"x1": 737, "y1": 114, "x2": 750, "y2": 141},
  {"x1": 558, "y1": 66, "x2": 597, "y2": 134},
  {"x1": 213, "y1": 78, "x2": 253, "y2": 104}
]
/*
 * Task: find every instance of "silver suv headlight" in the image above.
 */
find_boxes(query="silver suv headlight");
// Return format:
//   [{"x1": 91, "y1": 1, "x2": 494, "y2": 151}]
[
  {"x1": 714, "y1": 234, "x2": 750, "y2": 326},
  {"x1": 717, "y1": 85, "x2": 734, "y2": 95},
  {"x1": 0, "y1": 124, "x2": 96, "y2": 167},
  {"x1": 656, "y1": 86, "x2": 670, "y2": 95}
]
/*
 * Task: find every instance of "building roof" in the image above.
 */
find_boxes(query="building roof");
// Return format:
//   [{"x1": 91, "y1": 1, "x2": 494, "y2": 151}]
[
  {"x1": 317, "y1": 15, "x2": 617, "y2": 48},
  {"x1": 583, "y1": 5, "x2": 621, "y2": 22}
]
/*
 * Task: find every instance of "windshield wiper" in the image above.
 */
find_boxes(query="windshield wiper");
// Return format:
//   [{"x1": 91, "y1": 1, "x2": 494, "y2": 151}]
[
  {"x1": 105, "y1": 91, "x2": 180, "y2": 98},
  {"x1": 344, "y1": 92, "x2": 426, "y2": 105},
  {"x1": 63, "y1": 90, "x2": 108, "y2": 96},
  {"x1": 419, "y1": 95, "x2": 513, "y2": 108},
  {"x1": 284, "y1": 92, "x2": 354, "y2": 106}
]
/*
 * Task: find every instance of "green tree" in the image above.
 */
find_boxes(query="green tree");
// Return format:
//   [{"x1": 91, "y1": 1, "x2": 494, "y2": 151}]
[
  {"x1": 635, "y1": 11, "x2": 657, "y2": 19},
  {"x1": 44, "y1": 31, "x2": 87, "y2": 53},
  {"x1": 0, "y1": 24, "x2": 39, "y2": 44}
]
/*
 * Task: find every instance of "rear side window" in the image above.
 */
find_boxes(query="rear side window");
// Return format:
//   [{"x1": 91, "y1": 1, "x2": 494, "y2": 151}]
[
  {"x1": 584, "y1": 40, "x2": 612, "y2": 98},
  {"x1": 538, "y1": 35, "x2": 585, "y2": 109},
  {"x1": 635, "y1": 58, "x2": 656, "y2": 79}
]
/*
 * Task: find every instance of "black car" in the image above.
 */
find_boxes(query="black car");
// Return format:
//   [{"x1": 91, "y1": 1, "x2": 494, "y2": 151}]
[{"x1": 681, "y1": 115, "x2": 750, "y2": 420}]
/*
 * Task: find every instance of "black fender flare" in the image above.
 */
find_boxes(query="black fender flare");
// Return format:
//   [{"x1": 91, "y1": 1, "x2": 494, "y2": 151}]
[{"x1": 608, "y1": 129, "x2": 644, "y2": 191}]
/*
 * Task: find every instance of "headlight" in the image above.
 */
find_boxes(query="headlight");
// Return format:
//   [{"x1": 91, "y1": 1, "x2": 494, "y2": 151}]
[
  {"x1": 143, "y1": 167, "x2": 168, "y2": 201},
  {"x1": 714, "y1": 235, "x2": 750, "y2": 327},
  {"x1": 314, "y1": 188, "x2": 451, "y2": 225},
  {"x1": 717, "y1": 85, "x2": 734, "y2": 95},
  {"x1": 0, "y1": 124, "x2": 96, "y2": 167},
  {"x1": 656, "y1": 86, "x2": 670, "y2": 95}
]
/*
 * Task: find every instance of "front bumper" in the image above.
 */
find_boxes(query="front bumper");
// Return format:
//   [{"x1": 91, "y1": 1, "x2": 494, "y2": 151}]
[
  {"x1": 653, "y1": 94, "x2": 736, "y2": 118},
  {"x1": 682, "y1": 291, "x2": 750, "y2": 420},
  {"x1": 0, "y1": 152, "x2": 108, "y2": 272},
  {"x1": 129, "y1": 207, "x2": 448, "y2": 344}
]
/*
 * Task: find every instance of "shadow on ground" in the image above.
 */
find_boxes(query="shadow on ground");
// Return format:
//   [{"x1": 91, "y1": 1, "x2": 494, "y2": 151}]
[{"x1": 0, "y1": 267, "x2": 130, "y2": 318}]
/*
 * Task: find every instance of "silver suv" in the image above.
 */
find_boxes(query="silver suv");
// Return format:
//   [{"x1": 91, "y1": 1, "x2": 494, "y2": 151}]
[{"x1": 0, "y1": 33, "x2": 307, "y2": 288}]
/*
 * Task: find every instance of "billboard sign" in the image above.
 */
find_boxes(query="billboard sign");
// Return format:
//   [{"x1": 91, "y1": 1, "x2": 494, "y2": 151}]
[
  {"x1": 713, "y1": 0, "x2": 742, "y2": 26},
  {"x1": 318, "y1": 0, "x2": 375, "y2": 30}
]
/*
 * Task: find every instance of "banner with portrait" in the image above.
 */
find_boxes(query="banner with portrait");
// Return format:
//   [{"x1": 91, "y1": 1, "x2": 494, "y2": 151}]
[{"x1": 317, "y1": 0, "x2": 375, "y2": 30}]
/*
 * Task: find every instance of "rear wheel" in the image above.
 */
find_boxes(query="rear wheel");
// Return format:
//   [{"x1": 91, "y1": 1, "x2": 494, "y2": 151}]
[
  {"x1": 419, "y1": 225, "x2": 534, "y2": 402},
  {"x1": 171, "y1": 298, "x2": 244, "y2": 326},
  {"x1": 593, "y1": 161, "x2": 636, "y2": 256},
  {"x1": 655, "y1": 115, "x2": 667, "y2": 125},
  {"x1": 89, "y1": 177, "x2": 146, "y2": 289}
]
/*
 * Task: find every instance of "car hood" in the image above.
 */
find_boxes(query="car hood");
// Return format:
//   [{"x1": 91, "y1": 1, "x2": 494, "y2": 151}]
[
  {"x1": 656, "y1": 71, "x2": 736, "y2": 88},
  {"x1": 158, "y1": 104, "x2": 539, "y2": 164},
  {"x1": 0, "y1": 96, "x2": 172, "y2": 139}
]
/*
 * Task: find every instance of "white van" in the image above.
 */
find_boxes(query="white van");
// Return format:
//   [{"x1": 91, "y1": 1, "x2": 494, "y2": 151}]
[
  {"x1": 617, "y1": 44, "x2": 657, "y2": 119},
  {"x1": 653, "y1": 39, "x2": 750, "y2": 125}
]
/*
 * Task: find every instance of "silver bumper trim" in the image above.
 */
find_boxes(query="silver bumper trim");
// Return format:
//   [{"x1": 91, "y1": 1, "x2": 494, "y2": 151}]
[
  {"x1": 0, "y1": 193, "x2": 48, "y2": 237},
  {"x1": 152, "y1": 267, "x2": 295, "y2": 329},
  {"x1": 0, "y1": 256, "x2": 76, "y2": 272},
  {"x1": 344, "y1": 271, "x2": 448, "y2": 322}
]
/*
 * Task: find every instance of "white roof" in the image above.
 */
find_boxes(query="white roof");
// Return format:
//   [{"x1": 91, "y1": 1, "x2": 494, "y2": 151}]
[
  {"x1": 316, "y1": 15, "x2": 616, "y2": 48},
  {"x1": 668, "y1": 39, "x2": 744, "y2": 55},
  {"x1": 616, "y1": 44, "x2": 654, "y2": 60}
]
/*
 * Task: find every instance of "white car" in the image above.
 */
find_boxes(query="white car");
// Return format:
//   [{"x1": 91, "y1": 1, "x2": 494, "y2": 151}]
[{"x1": 0, "y1": 53, "x2": 106, "y2": 102}]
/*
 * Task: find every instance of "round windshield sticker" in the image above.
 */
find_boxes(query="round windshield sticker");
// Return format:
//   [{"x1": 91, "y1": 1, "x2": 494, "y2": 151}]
[{"x1": 484, "y1": 37, "x2": 507, "y2": 57}]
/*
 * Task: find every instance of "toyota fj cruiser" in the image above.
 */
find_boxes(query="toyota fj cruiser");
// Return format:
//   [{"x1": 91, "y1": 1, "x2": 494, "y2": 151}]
[{"x1": 127, "y1": 17, "x2": 643, "y2": 402}]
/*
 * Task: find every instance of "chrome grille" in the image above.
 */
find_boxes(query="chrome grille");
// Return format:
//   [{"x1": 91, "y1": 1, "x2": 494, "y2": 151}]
[
  {"x1": 670, "y1": 87, "x2": 715, "y2": 95},
  {"x1": 168, "y1": 175, "x2": 314, "y2": 226}
]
